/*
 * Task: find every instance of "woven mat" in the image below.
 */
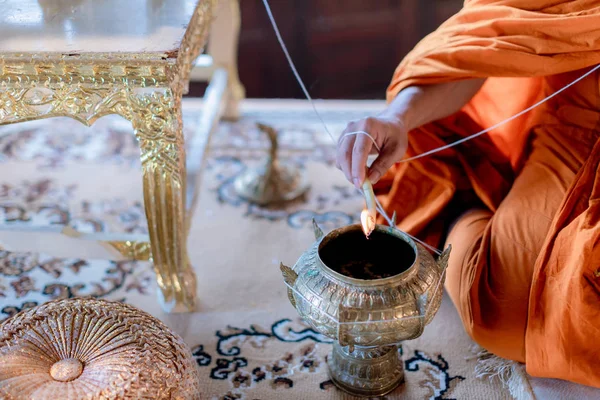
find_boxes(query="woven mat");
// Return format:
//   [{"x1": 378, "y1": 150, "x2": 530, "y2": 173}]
[{"x1": 0, "y1": 99, "x2": 518, "y2": 399}]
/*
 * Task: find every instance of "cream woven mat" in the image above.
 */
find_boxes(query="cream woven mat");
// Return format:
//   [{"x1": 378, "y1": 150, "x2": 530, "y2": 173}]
[{"x1": 0, "y1": 99, "x2": 521, "y2": 399}]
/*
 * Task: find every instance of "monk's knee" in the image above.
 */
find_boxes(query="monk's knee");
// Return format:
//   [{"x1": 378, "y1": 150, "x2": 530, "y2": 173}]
[
  {"x1": 443, "y1": 209, "x2": 527, "y2": 361},
  {"x1": 462, "y1": 310, "x2": 526, "y2": 362},
  {"x1": 444, "y1": 209, "x2": 491, "y2": 316}
]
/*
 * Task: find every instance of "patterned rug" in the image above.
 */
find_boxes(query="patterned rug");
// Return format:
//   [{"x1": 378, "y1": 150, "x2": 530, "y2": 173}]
[{"x1": 0, "y1": 99, "x2": 526, "y2": 399}]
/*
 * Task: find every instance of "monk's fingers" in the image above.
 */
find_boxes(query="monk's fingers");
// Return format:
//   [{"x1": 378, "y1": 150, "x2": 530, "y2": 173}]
[
  {"x1": 351, "y1": 134, "x2": 372, "y2": 188},
  {"x1": 338, "y1": 120, "x2": 360, "y2": 145},
  {"x1": 336, "y1": 134, "x2": 356, "y2": 183},
  {"x1": 336, "y1": 122, "x2": 357, "y2": 169},
  {"x1": 335, "y1": 134, "x2": 348, "y2": 169},
  {"x1": 367, "y1": 150, "x2": 398, "y2": 184}
]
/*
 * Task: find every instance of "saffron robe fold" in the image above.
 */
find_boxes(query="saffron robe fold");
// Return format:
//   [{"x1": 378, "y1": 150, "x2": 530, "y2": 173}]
[{"x1": 379, "y1": 0, "x2": 600, "y2": 388}]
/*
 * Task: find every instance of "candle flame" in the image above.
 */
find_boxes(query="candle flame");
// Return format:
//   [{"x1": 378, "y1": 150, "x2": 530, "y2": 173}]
[{"x1": 360, "y1": 209, "x2": 376, "y2": 238}]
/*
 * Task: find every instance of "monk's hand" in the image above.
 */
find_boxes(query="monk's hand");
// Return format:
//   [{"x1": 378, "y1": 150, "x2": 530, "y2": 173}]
[{"x1": 336, "y1": 115, "x2": 408, "y2": 189}]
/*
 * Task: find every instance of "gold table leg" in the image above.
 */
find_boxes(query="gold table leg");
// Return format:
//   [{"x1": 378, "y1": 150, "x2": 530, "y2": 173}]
[
  {"x1": 128, "y1": 89, "x2": 197, "y2": 313},
  {"x1": 0, "y1": 82, "x2": 202, "y2": 313},
  {"x1": 0, "y1": 0, "x2": 219, "y2": 314}
]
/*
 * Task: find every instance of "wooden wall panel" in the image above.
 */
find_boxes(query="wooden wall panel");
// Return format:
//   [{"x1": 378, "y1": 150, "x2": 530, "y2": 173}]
[{"x1": 188, "y1": 0, "x2": 463, "y2": 99}]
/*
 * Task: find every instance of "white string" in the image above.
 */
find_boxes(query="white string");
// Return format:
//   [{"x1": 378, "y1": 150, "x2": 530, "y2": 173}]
[
  {"x1": 262, "y1": 0, "x2": 597, "y2": 331},
  {"x1": 262, "y1": 0, "x2": 444, "y2": 256},
  {"x1": 309, "y1": 59, "x2": 600, "y2": 164},
  {"x1": 263, "y1": 0, "x2": 449, "y2": 327},
  {"x1": 263, "y1": 0, "x2": 600, "y2": 162},
  {"x1": 341, "y1": 131, "x2": 381, "y2": 152},
  {"x1": 261, "y1": 0, "x2": 336, "y2": 144},
  {"x1": 373, "y1": 195, "x2": 442, "y2": 255},
  {"x1": 263, "y1": 0, "x2": 599, "y2": 260},
  {"x1": 402, "y1": 64, "x2": 600, "y2": 162}
]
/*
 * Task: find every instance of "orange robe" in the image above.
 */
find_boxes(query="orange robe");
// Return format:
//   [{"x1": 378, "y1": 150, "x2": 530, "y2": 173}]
[{"x1": 378, "y1": 0, "x2": 600, "y2": 388}]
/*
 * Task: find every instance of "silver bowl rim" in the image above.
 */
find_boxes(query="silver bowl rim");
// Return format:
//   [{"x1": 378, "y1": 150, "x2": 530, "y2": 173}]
[{"x1": 316, "y1": 224, "x2": 419, "y2": 287}]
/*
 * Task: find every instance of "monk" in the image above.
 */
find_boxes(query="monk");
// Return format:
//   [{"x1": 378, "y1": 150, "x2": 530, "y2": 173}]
[{"x1": 336, "y1": 0, "x2": 600, "y2": 388}]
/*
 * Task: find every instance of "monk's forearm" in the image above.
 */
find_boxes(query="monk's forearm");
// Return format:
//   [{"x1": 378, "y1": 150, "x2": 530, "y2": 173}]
[{"x1": 380, "y1": 79, "x2": 486, "y2": 131}]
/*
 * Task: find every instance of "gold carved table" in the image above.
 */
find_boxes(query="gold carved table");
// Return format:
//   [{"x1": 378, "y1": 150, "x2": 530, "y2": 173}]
[{"x1": 0, "y1": 0, "x2": 245, "y2": 313}]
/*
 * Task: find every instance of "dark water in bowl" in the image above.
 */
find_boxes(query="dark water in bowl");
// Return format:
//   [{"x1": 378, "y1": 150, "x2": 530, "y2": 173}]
[{"x1": 318, "y1": 229, "x2": 416, "y2": 280}]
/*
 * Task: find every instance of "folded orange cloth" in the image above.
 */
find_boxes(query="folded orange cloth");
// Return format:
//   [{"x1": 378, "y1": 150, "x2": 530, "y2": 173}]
[{"x1": 379, "y1": 0, "x2": 600, "y2": 388}]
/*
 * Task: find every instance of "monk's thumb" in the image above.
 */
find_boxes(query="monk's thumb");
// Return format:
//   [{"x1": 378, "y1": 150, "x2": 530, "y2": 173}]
[
  {"x1": 368, "y1": 154, "x2": 394, "y2": 184},
  {"x1": 368, "y1": 170, "x2": 382, "y2": 185}
]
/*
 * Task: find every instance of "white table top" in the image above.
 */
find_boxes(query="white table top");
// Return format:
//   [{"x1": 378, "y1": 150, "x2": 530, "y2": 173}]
[{"x1": 0, "y1": 0, "x2": 201, "y2": 54}]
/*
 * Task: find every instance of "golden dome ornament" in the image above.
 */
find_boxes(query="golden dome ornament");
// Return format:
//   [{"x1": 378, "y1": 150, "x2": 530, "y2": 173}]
[
  {"x1": 0, "y1": 298, "x2": 202, "y2": 400},
  {"x1": 233, "y1": 122, "x2": 310, "y2": 205}
]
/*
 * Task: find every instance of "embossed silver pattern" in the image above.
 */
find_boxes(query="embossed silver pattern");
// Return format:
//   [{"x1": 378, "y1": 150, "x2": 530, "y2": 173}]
[
  {"x1": 328, "y1": 343, "x2": 404, "y2": 397},
  {"x1": 280, "y1": 222, "x2": 451, "y2": 397}
]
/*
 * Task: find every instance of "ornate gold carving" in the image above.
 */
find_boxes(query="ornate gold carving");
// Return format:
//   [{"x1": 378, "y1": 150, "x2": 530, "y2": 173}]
[
  {"x1": 175, "y1": 0, "x2": 218, "y2": 93},
  {"x1": 0, "y1": 54, "x2": 172, "y2": 85},
  {"x1": 0, "y1": 0, "x2": 218, "y2": 126},
  {"x1": 0, "y1": 0, "x2": 218, "y2": 314},
  {"x1": 128, "y1": 89, "x2": 196, "y2": 313},
  {"x1": 0, "y1": 56, "x2": 174, "y2": 125},
  {"x1": 106, "y1": 240, "x2": 153, "y2": 261},
  {"x1": 0, "y1": 86, "x2": 131, "y2": 125},
  {"x1": 128, "y1": 90, "x2": 184, "y2": 178}
]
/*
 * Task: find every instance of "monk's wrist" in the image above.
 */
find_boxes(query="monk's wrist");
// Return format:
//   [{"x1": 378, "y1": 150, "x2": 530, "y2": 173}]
[{"x1": 379, "y1": 86, "x2": 425, "y2": 132}]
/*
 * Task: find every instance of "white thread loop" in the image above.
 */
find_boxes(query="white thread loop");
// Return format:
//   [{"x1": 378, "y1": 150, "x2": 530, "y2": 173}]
[{"x1": 340, "y1": 131, "x2": 381, "y2": 152}]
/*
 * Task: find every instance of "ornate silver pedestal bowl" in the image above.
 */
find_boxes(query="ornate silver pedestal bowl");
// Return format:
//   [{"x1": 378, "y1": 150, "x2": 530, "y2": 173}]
[{"x1": 280, "y1": 221, "x2": 450, "y2": 397}]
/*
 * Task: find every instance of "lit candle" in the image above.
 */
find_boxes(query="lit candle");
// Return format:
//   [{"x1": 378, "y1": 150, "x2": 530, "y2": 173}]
[{"x1": 360, "y1": 179, "x2": 377, "y2": 238}]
